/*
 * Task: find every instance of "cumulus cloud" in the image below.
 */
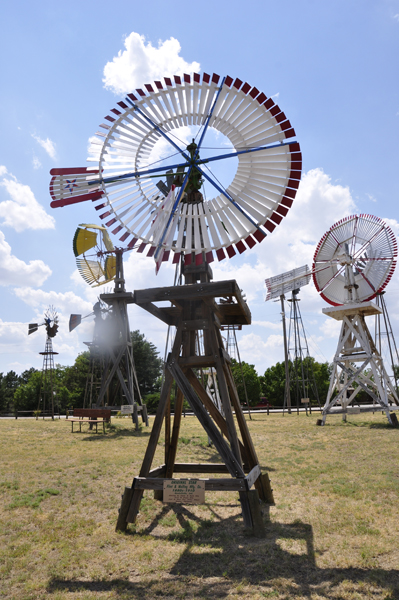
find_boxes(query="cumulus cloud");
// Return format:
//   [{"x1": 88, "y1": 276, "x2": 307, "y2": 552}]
[
  {"x1": 0, "y1": 171, "x2": 55, "y2": 231},
  {"x1": 103, "y1": 32, "x2": 200, "y2": 95},
  {"x1": 32, "y1": 134, "x2": 56, "y2": 159},
  {"x1": 13, "y1": 287, "x2": 93, "y2": 316},
  {"x1": 0, "y1": 231, "x2": 51, "y2": 287}
]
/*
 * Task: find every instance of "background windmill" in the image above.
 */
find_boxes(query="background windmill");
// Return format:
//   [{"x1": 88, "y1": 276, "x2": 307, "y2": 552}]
[
  {"x1": 70, "y1": 224, "x2": 148, "y2": 429},
  {"x1": 28, "y1": 306, "x2": 59, "y2": 419}
]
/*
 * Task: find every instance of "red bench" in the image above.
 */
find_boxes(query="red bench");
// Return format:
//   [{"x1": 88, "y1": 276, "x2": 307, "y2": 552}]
[{"x1": 69, "y1": 408, "x2": 111, "y2": 433}]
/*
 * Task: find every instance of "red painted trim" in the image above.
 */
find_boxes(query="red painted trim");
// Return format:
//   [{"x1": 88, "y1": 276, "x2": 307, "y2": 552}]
[
  {"x1": 216, "y1": 248, "x2": 226, "y2": 261},
  {"x1": 112, "y1": 225, "x2": 122, "y2": 235},
  {"x1": 105, "y1": 115, "x2": 115, "y2": 123},
  {"x1": 111, "y1": 108, "x2": 121, "y2": 116},
  {"x1": 206, "y1": 251, "x2": 214, "y2": 263},
  {"x1": 94, "y1": 202, "x2": 107, "y2": 211},
  {"x1": 195, "y1": 253, "x2": 203, "y2": 265},
  {"x1": 289, "y1": 169, "x2": 302, "y2": 181},
  {"x1": 50, "y1": 167, "x2": 98, "y2": 176},
  {"x1": 264, "y1": 220, "x2": 276, "y2": 233},
  {"x1": 128, "y1": 237, "x2": 137, "y2": 248},
  {"x1": 289, "y1": 142, "x2": 300, "y2": 152},
  {"x1": 184, "y1": 73, "x2": 190, "y2": 83},
  {"x1": 184, "y1": 253, "x2": 192, "y2": 266},
  {"x1": 284, "y1": 188, "x2": 297, "y2": 199},
  {"x1": 256, "y1": 92, "x2": 267, "y2": 104},
  {"x1": 245, "y1": 235, "x2": 256, "y2": 249},
  {"x1": 174, "y1": 75, "x2": 181, "y2": 84},
  {"x1": 241, "y1": 82, "x2": 251, "y2": 94},
  {"x1": 270, "y1": 105, "x2": 281, "y2": 117},
  {"x1": 145, "y1": 84, "x2": 154, "y2": 92},
  {"x1": 117, "y1": 101, "x2": 129, "y2": 109},
  {"x1": 162, "y1": 250, "x2": 170, "y2": 262},
  {"x1": 100, "y1": 123, "x2": 111, "y2": 130},
  {"x1": 136, "y1": 88, "x2": 145, "y2": 97},
  {"x1": 203, "y1": 73, "x2": 210, "y2": 83},
  {"x1": 275, "y1": 112, "x2": 286, "y2": 123},
  {"x1": 155, "y1": 81, "x2": 163, "y2": 89},
  {"x1": 147, "y1": 246, "x2": 156, "y2": 257},
  {"x1": 212, "y1": 73, "x2": 220, "y2": 84},
  {"x1": 236, "y1": 240, "x2": 246, "y2": 254},
  {"x1": 173, "y1": 252, "x2": 180, "y2": 264},
  {"x1": 233, "y1": 78, "x2": 242, "y2": 89},
  {"x1": 279, "y1": 120, "x2": 292, "y2": 132},
  {"x1": 249, "y1": 87, "x2": 259, "y2": 99},
  {"x1": 287, "y1": 178, "x2": 300, "y2": 190},
  {"x1": 226, "y1": 245, "x2": 236, "y2": 258},
  {"x1": 253, "y1": 229, "x2": 266, "y2": 242},
  {"x1": 164, "y1": 77, "x2": 172, "y2": 86},
  {"x1": 281, "y1": 197, "x2": 293, "y2": 208},
  {"x1": 270, "y1": 212, "x2": 283, "y2": 225},
  {"x1": 127, "y1": 93, "x2": 137, "y2": 101},
  {"x1": 225, "y1": 75, "x2": 233, "y2": 87},
  {"x1": 284, "y1": 128, "x2": 296, "y2": 138},
  {"x1": 276, "y1": 205, "x2": 289, "y2": 217},
  {"x1": 137, "y1": 243, "x2": 146, "y2": 253},
  {"x1": 106, "y1": 218, "x2": 117, "y2": 227},
  {"x1": 99, "y1": 211, "x2": 111, "y2": 220},
  {"x1": 264, "y1": 98, "x2": 274, "y2": 110},
  {"x1": 291, "y1": 161, "x2": 302, "y2": 170},
  {"x1": 193, "y1": 73, "x2": 200, "y2": 83},
  {"x1": 50, "y1": 190, "x2": 103, "y2": 208},
  {"x1": 119, "y1": 232, "x2": 130, "y2": 242},
  {"x1": 290, "y1": 152, "x2": 302, "y2": 161}
]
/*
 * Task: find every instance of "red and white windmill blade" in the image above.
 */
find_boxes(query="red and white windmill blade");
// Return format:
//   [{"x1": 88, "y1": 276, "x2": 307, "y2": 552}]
[{"x1": 49, "y1": 72, "x2": 302, "y2": 271}]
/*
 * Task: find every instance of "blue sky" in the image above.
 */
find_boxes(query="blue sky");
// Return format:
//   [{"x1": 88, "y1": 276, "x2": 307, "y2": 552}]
[{"x1": 0, "y1": 0, "x2": 399, "y2": 376}]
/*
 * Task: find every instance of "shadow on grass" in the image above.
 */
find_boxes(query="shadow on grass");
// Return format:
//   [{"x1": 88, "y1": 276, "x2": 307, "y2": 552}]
[
  {"x1": 79, "y1": 425, "x2": 151, "y2": 441},
  {"x1": 47, "y1": 507, "x2": 399, "y2": 598}
]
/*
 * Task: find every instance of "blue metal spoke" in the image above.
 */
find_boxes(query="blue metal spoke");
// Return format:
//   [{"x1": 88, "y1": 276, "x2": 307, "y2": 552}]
[
  {"x1": 125, "y1": 97, "x2": 191, "y2": 162},
  {"x1": 197, "y1": 166, "x2": 265, "y2": 234},
  {"x1": 88, "y1": 161, "x2": 188, "y2": 186},
  {"x1": 154, "y1": 165, "x2": 194, "y2": 260},
  {"x1": 194, "y1": 77, "x2": 226, "y2": 159}
]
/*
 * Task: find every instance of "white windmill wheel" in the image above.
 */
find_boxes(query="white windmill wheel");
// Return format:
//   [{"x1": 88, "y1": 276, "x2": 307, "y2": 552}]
[
  {"x1": 313, "y1": 214, "x2": 397, "y2": 306},
  {"x1": 50, "y1": 72, "x2": 302, "y2": 269}
]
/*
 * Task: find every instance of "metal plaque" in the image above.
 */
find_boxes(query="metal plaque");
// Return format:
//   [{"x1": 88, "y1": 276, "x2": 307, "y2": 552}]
[{"x1": 163, "y1": 479, "x2": 205, "y2": 504}]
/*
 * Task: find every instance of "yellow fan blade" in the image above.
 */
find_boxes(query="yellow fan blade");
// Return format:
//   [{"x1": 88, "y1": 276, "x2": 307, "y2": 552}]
[
  {"x1": 73, "y1": 227, "x2": 98, "y2": 257},
  {"x1": 76, "y1": 258, "x2": 105, "y2": 286},
  {"x1": 104, "y1": 255, "x2": 117, "y2": 280},
  {"x1": 102, "y1": 229, "x2": 114, "y2": 252}
]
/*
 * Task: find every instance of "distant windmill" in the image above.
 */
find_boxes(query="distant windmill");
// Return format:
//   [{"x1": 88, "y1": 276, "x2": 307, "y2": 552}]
[
  {"x1": 29, "y1": 306, "x2": 59, "y2": 419},
  {"x1": 265, "y1": 265, "x2": 320, "y2": 414},
  {"x1": 69, "y1": 224, "x2": 148, "y2": 428}
]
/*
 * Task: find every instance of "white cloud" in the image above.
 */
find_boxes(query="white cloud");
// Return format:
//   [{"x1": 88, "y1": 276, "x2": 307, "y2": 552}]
[
  {"x1": 13, "y1": 287, "x2": 93, "y2": 316},
  {"x1": 32, "y1": 134, "x2": 56, "y2": 159},
  {"x1": 0, "y1": 231, "x2": 51, "y2": 287},
  {"x1": 103, "y1": 32, "x2": 200, "y2": 95},
  {"x1": 0, "y1": 165, "x2": 7, "y2": 177},
  {"x1": 32, "y1": 156, "x2": 42, "y2": 170},
  {"x1": 0, "y1": 171, "x2": 55, "y2": 232}
]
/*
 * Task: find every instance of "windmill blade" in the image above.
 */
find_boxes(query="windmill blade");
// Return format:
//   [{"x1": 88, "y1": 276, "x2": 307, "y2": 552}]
[
  {"x1": 50, "y1": 167, "x2": 104, "y2": 208},
  {"x1": 73, "y1": 227, "x2": 99, "y2": 257},
  {"x1": 69, "y1": 314, "x2": 82, "y2": 332},
  {"x1": 265, "y1": 265, "x2": 311, "y2": 301},
  {"x1": 28, "y1": 323, "x2": 39, "y2": 335}
]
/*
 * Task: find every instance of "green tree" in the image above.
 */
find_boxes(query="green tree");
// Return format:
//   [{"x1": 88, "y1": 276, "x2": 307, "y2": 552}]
[
  {"x1": 260, "y1": 361, "x2": 286, "y2": 406},
  {"x1": 14, "y1": 371, "x2": 42, "y2": 411},
  {"x1": 131, "y1": 330, "x2": 163, "y2": 396},
  {"x1": 0, "y1": 370, "x2": 20, "y2": 413},
  {"x1": 230, "y1": 359, "x2": 261, "y2": 406}
]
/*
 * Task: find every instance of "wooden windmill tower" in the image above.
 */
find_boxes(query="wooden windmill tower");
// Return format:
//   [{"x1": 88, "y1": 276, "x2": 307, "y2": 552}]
[{"x1": 49, "y1": 71, "x2": 303, "y2": 533}]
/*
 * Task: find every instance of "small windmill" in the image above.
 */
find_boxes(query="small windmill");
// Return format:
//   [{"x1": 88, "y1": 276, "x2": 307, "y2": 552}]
[
  {"x1": 29, "y1": 306, "x2": 59, "y2": 419},
  {"x1": 313, "y1": 214, "x2": 399, "y2": 425},
  {"x1": 70, "y1": 224, "x2": 148, "y2": 429},
  {"x1": 265, "y1": 266, "x2": 320, "y2": 414}
]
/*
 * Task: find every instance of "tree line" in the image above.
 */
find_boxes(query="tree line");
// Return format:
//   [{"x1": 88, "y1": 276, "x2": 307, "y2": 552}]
[{"x1": 0, "y1": 329, "x2": 333, "y2": 414}]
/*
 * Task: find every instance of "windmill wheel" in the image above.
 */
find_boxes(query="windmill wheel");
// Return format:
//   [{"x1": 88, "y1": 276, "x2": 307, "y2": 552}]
[
  {"x1": 51, "y1": 73, "x2": 302, "y2": 267},
  {"x1": 313, "y1": 214, "x2": 397, "y2": 306},
  {"x1": 73, "y1": 224, "x2": 116, "y2": 287}
]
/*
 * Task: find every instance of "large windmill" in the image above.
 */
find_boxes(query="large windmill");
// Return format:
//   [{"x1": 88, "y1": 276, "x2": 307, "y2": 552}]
[
  {"x1": 70, "y1": 224, "x2": 148, "y2": 429},
  {"x1": 50, "y1": 72, "x2": 301, "y2": 534},
  {"x1": 29, "y1": 306, "x2": 59, "y2": 419},
  {"x1": 313, "y1": 214, "x2": 399, "y2": 425}
]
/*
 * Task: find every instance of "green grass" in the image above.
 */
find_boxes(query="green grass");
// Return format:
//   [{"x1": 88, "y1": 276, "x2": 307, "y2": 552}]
[{"x1": 0, "y1": 412, "x2": 398, "y2": 599}]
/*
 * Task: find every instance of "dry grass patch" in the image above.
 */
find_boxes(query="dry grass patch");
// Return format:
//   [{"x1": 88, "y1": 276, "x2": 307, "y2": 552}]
[{"x1": 0, "y1": 412, "x2": 398, "y2": 599}]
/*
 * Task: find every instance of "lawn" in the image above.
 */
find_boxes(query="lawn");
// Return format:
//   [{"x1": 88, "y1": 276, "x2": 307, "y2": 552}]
[{"x1": 0, "y1": 412, "x2": 398, "y2": 599}]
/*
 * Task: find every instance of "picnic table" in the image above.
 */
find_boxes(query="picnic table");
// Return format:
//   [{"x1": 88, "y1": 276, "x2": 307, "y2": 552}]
[{"x1": 69, "y1": 408, "x2": 111, "y2": 433}]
